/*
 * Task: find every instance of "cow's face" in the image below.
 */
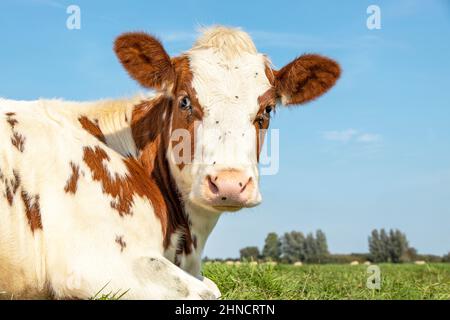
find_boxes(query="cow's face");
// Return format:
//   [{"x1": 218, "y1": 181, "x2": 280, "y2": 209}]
[{"x1": 115, "y1": 27, "x2": 340, "y2": 213}]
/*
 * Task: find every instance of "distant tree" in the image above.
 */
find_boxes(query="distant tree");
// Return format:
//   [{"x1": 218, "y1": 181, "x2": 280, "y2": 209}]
[
  {"x1": 281, "y1": 231, "x2": 305, "y2": 263},
  {"x1": 281, "y1": 230, "x2": 330, "y2": 263},
  {"x1": 262, "y1": 232, "x2": 282, "y2": 261},
  {"x1": 389, "y1": 229, "x2": 409, "y2": 263},
  {"x1": 315, "y1": 229, "x2": 329, "y2": 262},
  {"x1": 379, "y1": 229, "x2": 390, "y2": 262},
  {"x1": 369, "y1": 229, "x2": 383, "y2": 262},
  {"x1": 369, "y1": 228, "x2": 411, "y2": 263},
  {"x1": 369, "y1": 229, "x2": 389, "y2": 262},
  {"x1": 304, "y1": 233, "x2": 317, "y2": 263},
  {"x1": 239, "y1": 246, "x2": 260, "y2": 261},
  {"x1": 401, "y1": 247, "x2": 418, "y2": 263},
  {"x1": 443, "y1": 252, "x2": 450, "y2": 263}
]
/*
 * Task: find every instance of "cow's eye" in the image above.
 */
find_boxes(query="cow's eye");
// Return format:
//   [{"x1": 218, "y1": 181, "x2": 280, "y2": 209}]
[
  {"x1": 265, "y1": 106, "x2": 273, "y2": 114},
  {"x1": 180, "y1": 97, "x2": 192, "y2": 110}
]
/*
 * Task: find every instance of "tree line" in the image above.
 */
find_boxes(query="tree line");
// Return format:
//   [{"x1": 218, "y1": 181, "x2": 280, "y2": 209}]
[
  {"x1": 234, "y1": 228, "x2": 450, "y2": 264},
  {"x1": 369, "y1": 229, "x2": 416, "y2": 263},
  {"x1": 240, "y1": 230, "x2": 329, "y2": 263}
]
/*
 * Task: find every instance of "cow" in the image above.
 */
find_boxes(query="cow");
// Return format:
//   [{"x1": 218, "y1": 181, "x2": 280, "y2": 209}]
[{"x1": 0, "y1": 26, "x2": 340, "y2": 299}]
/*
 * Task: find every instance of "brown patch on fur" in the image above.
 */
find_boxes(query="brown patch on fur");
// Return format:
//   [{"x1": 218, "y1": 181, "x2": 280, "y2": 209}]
[
  {"x1": 131, "y1": 96, "x2": 194, "y2": 256},
  {"x1": 78, "y1": 116, "x2": 106, "y2": 143},
  {"x1": 257, "y1": 88, "x2": 277, "y2": 110},
  {"x1": 254, "y1": 88, "x2": 276, "y2": 160},
  {"x1": 6, "y1": 118, "x2": 18, "y2": 128},
  {"x1": 5, "y1": 113, "x2": 25, "y2": 152},
  {"x1": 192, "y1": 234, "x2": 198, "y2": 249},
  {"x1": 21, "y1": 191, "x2": 42, "y2": 233},
  {"x1": 170, "y1": 56, "x2": 203, "y2": 171},
  {"x1": 274, "y1": 54, "x2": 341, "y2": 105},
  {"x1": 132, "y1": 96, "x2": 166, "y2": 152},
  {"x1": 122, "y1": 156, "x2": 167, "y2": 230},
  {"x1": 82, "y1": 146, "x2": 167, "y2": 236},
  {"x1": 114, "y1": 32, "x2": 175, "y2": 90},
  {"x1": 115, "y1": 235, "x2": 127, "y2": 252},
  {"x1": 11, "y1": 132, "x2": 25, "y2": 152},
  {"x1": 64, "y1": 162, "x2": 80, "y2": 194},
  {"x1": 2, "y1": 170, "x2": 21, "y2": 206},
  {"x1": 4, "y1": 182, "x2": 12, "y2": 206},
  {"x1": 5, "y1": 112, "x2": 18, "y2": 128},
  {"x1": 264, "y1": 63, "x2": 276, "y2": 85},
  {"x1": 131, "y1": 96, "x2": 166, "y2": 174}
]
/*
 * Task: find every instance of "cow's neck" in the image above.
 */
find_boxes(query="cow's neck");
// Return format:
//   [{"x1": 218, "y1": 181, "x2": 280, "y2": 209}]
[
  {"x1": 77, "y1": 94, "x2": 219, "y2": 275},
  {"x1": 72, "y1": 95, "x2": 150, "y2": 158},
  {"x1": 183, "y1": 202, "x2": 220, "y2": 269},
  {"x1": 130, "y1": 95, "x2": 219, "y2": 276}
]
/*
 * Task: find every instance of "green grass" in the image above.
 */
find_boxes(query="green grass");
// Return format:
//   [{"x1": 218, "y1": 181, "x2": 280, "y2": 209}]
[
  {"x1": 202, "y1": 262, "x2": 450, "y2": 300},
  {"x1": 89, "y1": 282, "x2": 130, "y2": 300}
]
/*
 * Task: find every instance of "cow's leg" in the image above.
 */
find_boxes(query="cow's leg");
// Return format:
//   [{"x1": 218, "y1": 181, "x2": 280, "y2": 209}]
[
  {"x1": 48, "y1": 253, "x2": 216, "y2": 300},
  {"x1": 198, "y1": 276, "x2": 222, "y2": 299},
  {"x1": 129, "y1": 255, "x2": 218, "y2": 300}
]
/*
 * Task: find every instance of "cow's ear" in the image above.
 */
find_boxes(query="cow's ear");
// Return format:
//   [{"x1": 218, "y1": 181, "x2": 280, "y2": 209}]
[
  {"x1": 114, "y1": 32, "x2": 175, "y2": 90},
  {"x1": 274, "y1": 54, "x2": 340, "y2": 106}
]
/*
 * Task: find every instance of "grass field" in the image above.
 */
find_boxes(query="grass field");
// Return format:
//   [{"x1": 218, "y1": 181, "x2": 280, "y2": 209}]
[{"x1": 202, "y1": 262, "x2": 450, "y2": 300}]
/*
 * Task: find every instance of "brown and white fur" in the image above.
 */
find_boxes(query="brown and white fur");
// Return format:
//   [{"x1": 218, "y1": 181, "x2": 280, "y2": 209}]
[{"x1": 0, "y1": 26, "x2": 340, "y2": 299}]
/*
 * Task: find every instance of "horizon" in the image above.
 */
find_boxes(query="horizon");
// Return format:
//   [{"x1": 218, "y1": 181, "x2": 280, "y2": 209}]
[
  {"x1": 210, "y1": 228, "x2": 443, "y2": 260},
  {"x1": 0, "y1": 0, "x2": 449, "y2": 258}
]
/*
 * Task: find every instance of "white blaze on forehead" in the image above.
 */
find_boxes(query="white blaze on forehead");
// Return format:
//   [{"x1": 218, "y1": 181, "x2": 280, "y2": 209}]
[{"x1": 186, "y1": 27, "x2": 272, "y2": 171}]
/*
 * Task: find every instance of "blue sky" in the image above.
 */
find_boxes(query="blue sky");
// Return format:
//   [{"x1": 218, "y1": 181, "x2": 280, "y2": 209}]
[{"x1": 1, "y1": 0, "x2": 449, "y2": 257}]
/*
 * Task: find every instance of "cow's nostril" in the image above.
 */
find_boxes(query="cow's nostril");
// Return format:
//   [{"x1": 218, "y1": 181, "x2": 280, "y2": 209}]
[{"x1": 207, "y1": 175, "x2": 219, "y2": 194}]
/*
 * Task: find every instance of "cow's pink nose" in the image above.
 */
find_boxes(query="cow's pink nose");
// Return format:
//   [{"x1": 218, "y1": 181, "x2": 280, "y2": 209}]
[{"x1": 205, "y1": 170, "x2": 255, "y2": 208}]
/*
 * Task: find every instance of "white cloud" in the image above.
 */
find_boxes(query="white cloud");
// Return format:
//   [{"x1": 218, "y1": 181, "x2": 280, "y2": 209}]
[
  {"x1": 323, "y1": 129, "x2": 358, "y2": 142},
  {"x1": 323, "y1": 129, "x2": 382, "y2": 143},
  {"x1": 356, "y1": 133, "x2": 382, "y2": 143}
]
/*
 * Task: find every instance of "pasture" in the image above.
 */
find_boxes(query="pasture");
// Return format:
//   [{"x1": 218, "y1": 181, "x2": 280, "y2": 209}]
[{"x1": 202, "y1": 262, "x2": 450, "y2": 300}]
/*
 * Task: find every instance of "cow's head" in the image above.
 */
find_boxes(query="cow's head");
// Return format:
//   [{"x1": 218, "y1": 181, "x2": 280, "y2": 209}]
[{"x1": 115, "y1": 26, "x2": 340, "y2": 213}]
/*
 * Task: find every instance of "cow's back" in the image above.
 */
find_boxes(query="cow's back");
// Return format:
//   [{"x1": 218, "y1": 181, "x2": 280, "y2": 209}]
[{"x1": 0, "y1": 99, "x2": 165, "y2": 299}]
